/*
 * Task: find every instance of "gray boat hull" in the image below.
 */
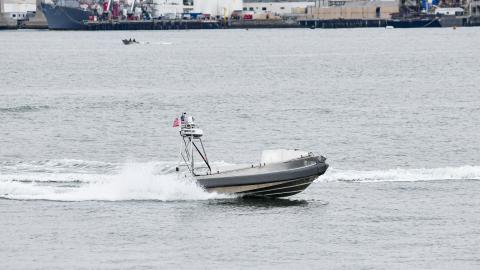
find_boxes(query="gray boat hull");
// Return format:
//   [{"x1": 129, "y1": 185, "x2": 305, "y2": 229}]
[{"x1": 196, "y1": 155, "x2": 328, "y2": 198}]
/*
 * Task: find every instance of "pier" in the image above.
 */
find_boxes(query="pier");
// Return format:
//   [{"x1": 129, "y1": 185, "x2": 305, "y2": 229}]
[
  {"x1": 298, "y1": 19, "x2": 388, "y2": 28},
  {"x1": 53, "y1": 17, "x2": 480, "y2": 30},
  {"x1": 228, "y1": 19, "x2": 302, "y2": 29},
  {"x1": 84, "y1": 19, "x2": 221, "y2": 31},
  {"x1": 79, "y1": 18, "x2": 390, "y2": 31}
]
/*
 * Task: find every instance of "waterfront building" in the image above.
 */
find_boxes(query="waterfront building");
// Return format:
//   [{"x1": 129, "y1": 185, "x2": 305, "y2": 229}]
[
  {"x1": 0, "y1": 0, "x2": 35, "y2": 19},
  {"x1": 192, "y1": 0, "x2": 243, "y2": 17},
  {"x1": 0, "y1": 0, "x2": 36, "y2": 28},
  {"x1": 468, "y1": 0, "x2": 480, "y2": 25},
  {"x1": 242, "y1": 0, "x2": 315, "y2": 15},
  {"x1": 305, "y1": 0, "x2": 399, "y2": 20},
  {"x1": 472, "y1": 0, "x2": 480, "y2": 15},
  {"x1": 152, "y1": 0, "x2": 242, "y2": 17},
  {"x1": 241, "y1": 0, "x2": 399, "y2": 19}
]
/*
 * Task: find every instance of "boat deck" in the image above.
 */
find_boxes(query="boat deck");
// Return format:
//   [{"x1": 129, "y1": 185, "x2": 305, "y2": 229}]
[
  {"x1": 196, "y1": 155, "x2": 328, "y2": 189},
  {"x1": 204, "y1": 156, "x2": 320, "y2": 178}
]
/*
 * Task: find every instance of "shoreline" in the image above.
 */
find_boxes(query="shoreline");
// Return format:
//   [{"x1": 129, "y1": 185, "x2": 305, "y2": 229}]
[{"x1": 3, "y1": 17, "x2": 480, "y2": 31}]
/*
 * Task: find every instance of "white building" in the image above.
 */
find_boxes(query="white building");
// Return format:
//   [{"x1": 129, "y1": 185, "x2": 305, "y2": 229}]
[
  {"x1": 193, "y1": 0, "x2": 242, "y2": 16},
  {"x1": 243, "y1": 0, "x2": 315, "y2": 15},
  {"x1": 152, "y1": 0, "x2": 242, "y2": 17},
  {"x1": 1, "y1": 0, "x2": 35, "y2": 18},
  {"x1": 472, "y1": 0, "x2": 480, "y2": 16},
  {"x1": 152, "y1": 0, "x2": 184, "y2": 17}
]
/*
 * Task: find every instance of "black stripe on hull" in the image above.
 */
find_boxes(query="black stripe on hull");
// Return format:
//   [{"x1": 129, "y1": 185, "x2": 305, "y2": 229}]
[
  {"x1": 241, "y1": 176, "x2": 317, "y2": 198},
  {"x1": 241, "y1": 176, "x2": 315, "y2": 193}
]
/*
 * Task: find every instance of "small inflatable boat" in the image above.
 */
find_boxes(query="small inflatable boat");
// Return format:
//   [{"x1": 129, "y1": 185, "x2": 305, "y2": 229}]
[
  {"x1": 174, "y1": 113, "x2": 329, "y2": 198},
  {"x1": 122, "y1": 39, "x2": 139, "y2": 45}
]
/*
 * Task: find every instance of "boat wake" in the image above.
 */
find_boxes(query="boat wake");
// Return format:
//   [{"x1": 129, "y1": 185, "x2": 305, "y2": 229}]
[
  {"x1": 150, "y1": 41, "x2": 172, "y2": 45},
  {"x1": 1, "y1": 159, "x2": 479, "y2": 201},
  {"x1": 321, "y1": 165, "x2": 480, "y2": 183},
  {"x1": 0, "y1": 160, "x2": 232, "y2": 202},
  {"x1": 135, "y1": 41, "x2": 172, "y2": 45}
]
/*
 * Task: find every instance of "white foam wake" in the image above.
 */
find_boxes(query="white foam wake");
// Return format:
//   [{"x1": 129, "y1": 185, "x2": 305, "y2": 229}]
[
  {"x1": 0, "y1": 159, "x2": 118, "y2": 175},
  {"x1": 321, "y1": 165, "x2": 480, "y2": 183},
  {"x1": 3, "y1": 159, "x2": 478, "y2": 201},
  {"x1": 0, "y1": 162, "x2": 231, "y2": 201}
]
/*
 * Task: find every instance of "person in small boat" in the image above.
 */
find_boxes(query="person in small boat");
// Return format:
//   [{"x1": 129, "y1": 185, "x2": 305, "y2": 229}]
[
  {"x1": 129, "y1": 38, "x2": 132, "y2": 42},
  {"x1": 133, "y1": 38, "x2": 136, "y2": 43}
]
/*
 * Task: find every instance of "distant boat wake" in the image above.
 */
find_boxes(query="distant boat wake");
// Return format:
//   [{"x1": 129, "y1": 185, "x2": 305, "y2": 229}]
[
  {"x1": 153, "y1": 41, "x2": 173, "y2": 45},
  {"x1": 122, "y1": 41, "x2": 172, "y2": 46},
  {"x1": 0, "y1": 159, "x2": 479, "y2": 201},
  {"x1": 322, "y1": 165, "x2": 480, "y2": 183},
  {"x1": 135, "y1": 42, "x2": 172, "y2": 45}
]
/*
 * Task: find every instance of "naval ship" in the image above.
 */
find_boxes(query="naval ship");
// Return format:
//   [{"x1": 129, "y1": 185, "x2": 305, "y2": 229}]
[
  {"x1": 40, "y1": 0, "x2": 235, "y2": 30},
  {"x1": 41, "y1": 0, "x2": 154, "y2": 30},
  {"x1": 41, "y1": 0, "x2": 94, "y2": 30}
]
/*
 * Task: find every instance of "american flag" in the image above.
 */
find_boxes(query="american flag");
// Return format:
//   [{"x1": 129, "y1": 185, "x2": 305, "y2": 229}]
[{"x1": 172, "y1": 117, "x2": 180, "y2": 127}]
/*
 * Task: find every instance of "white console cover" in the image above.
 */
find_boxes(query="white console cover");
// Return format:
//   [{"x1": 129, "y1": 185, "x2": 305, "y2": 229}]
[{"x1": 260, "y1": 149, "x2": 309, "y2": 165}]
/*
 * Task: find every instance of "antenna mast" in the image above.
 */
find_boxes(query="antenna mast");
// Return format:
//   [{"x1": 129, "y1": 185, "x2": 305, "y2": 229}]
[{"x1": 175, "y1": 113, "x2": 211, "y2": 176}]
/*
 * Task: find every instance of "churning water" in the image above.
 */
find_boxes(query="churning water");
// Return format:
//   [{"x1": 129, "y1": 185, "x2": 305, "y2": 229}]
[{"x1": 1, "y1": 28, "x2": 480, "y2": 269}]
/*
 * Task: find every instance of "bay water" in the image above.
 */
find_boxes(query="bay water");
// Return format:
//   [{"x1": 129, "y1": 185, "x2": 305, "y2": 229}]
[{"x1": 1, "y1": 28, "x2": 479, "y2": 269}]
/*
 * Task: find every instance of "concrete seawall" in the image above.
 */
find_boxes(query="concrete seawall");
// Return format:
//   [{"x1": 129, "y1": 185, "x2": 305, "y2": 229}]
[
  {"x1": 4, "y1": 14, "x2": 480, "y2": 30},
  {"x1": 0, "y1": 13, "x2": 17, "y2": 29},
  {"x1": 84, "y1": 20, "x2": 221, "y2": 31},
  {"x1": 23, "y1": 0, "x2": 47, "y2": 29}
]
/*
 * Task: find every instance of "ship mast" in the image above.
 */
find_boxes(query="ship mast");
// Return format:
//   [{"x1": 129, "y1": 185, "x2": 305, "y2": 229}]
[
  {"x1": 129, "y1": 0, "x2": 135, "y2": 14},
  {"x1": 175, "y1": 113, "x2": 211, "y2": 176}
]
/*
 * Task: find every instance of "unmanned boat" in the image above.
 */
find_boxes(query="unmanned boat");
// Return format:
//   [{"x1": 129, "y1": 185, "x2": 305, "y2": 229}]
[{"x1": 174, "y1": 113, "x2": 329, "y2": 198}]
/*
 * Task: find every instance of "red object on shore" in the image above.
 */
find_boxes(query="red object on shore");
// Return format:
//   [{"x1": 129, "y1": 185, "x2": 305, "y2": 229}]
[
  {"x1": 112, "y1": 2, "x2": 119, "y2": 17},
  {"x1": 243, "y1": 14, "x2": 253, "y2": 20}
]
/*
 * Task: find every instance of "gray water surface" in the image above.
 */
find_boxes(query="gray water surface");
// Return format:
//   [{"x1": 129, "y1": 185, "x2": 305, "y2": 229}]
[{"x1": 1, "y1": 28, "x2": 480, "y2": 269}]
